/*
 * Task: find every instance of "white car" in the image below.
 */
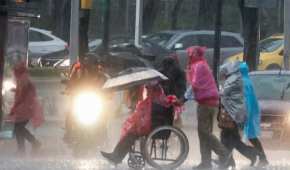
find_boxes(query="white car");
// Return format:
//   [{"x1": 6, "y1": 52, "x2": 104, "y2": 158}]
[{"x1": 29, "y1": 27, "x2": 68, "y2": 66}]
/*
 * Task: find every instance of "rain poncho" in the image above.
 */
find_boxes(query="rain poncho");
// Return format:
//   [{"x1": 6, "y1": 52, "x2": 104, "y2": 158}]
[
  {"x1": 120, "y1": 85, "x2": 180, "y2": 140},
  {"x1": 240, "y1": 62, "x2": 261, "y2": 139},
  {"x1": 186, "y1": 46, "x2": 219, "y2": 106},
  {"x1": 8, "y1": 62, "x2": 44, "y2": 128},
  {"x1": 219, "y1": 61, "x2": 247, "y2": 124}
]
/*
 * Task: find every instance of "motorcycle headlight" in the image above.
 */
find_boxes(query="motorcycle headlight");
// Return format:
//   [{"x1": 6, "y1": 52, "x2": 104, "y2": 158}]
[
  {"x1": 73, "y1": 91, "x2": 103, "y2": 126},
  {"x1": 2, "y1": 80, "x2": 16, "y2": 95}
]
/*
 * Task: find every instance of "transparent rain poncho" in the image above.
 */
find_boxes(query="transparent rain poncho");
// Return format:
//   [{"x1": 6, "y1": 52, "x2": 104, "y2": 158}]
[{"x1": 219, "y1": 61, "x2": 247, "y2": 124}]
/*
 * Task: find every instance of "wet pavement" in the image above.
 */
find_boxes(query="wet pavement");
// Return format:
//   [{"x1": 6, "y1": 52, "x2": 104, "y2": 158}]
[{"x1": 0, "y1": 78, "x2": 290, "y2": 170}]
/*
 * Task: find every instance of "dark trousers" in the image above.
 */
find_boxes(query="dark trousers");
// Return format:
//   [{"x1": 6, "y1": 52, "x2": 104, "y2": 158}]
[
  {"x1": 221, "y1": 125, "x2": 257, "y2": 165},
  {"x1": 197, "y1": 104, "x2": 229, "y2": 165},
  {"x1": 14, "y1": 121, "x2": 37, "y2": 152},
  {"x1": 249, "y1": 138, "x2": 267, "y2": 161},
  {"x1": 111, "y1": 134, "x2": 139, "y2": 163}
]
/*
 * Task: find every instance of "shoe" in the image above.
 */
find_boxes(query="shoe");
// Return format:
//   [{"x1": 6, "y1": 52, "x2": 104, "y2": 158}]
[
  {"x1": 192, "y1": 163, "x2": 212, "y2": 170},
  {"x1": 100, "y1": 151, "x2": 120, "y2": 165},
  {"x1": 257, "y1": 159, "x2": 269, "y2": 167}
]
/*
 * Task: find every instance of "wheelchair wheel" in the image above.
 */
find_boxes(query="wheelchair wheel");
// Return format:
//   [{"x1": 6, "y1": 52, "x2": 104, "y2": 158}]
[{"x1": 144, "y1": 126, "x2": 189, "y2": 170}]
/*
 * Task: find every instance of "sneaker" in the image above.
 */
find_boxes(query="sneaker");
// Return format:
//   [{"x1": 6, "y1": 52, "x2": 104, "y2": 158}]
[
  {"x1": 100, "y1": 151, "x2": 120, "y2": 165},
  {"x1": 192, "y1": 163, "x2": 212, "y2": 170}
]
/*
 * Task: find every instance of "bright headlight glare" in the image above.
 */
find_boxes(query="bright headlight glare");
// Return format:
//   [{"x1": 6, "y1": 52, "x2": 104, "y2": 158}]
[
  {"x1": 2, "y1": 80, "x2": 16, "y2": 95},
  {"x1": 73, "y1": 91, "x2": 103, "y2": 125}
]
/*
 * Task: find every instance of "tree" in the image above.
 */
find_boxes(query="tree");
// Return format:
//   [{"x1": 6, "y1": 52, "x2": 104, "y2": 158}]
[
  {"x1": 239, "y1": 0, "x2": 259, "y2": 71},
  {"x1": 196, "y1": 0, "x2": 216, "y2": 29},
  {"x1": 171, "y1": 0, "x2": 184, "y2": 30},
  {"x1": 143, "y1": 0, "x2": 161, "y2": 34}
]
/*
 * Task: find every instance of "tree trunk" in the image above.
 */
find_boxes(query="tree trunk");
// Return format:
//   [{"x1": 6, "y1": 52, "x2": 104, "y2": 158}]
[
  {"x1": 143, "y1": 0, "x2": 161, "y2": 34},
  {"x1": 239, "y1": 0, "x2": 259, "y2": 71},
  {"x1": 171, "y1": 0, "x2": 184, "y2": 30},
  {"x1": 196, "y1": 0, "x2": 216, "y2": 30},
  {"x1": 79, "y1": 10, "x2": 90, "y2": 58},
  {"x1": 54, "y1": 0, "x2": 71, "y2": 42}
]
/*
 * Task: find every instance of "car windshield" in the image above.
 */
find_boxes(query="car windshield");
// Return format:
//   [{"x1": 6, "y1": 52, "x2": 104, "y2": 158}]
[
  {"x1": 259, "y1": 38, "x2": 283, "y2": 53},
  {"x1": 145, "y1": 33, "x2": 174, "y2": 48},
  {"x1": 251, "y1": 74, "x2": 290, "y2": 100}
]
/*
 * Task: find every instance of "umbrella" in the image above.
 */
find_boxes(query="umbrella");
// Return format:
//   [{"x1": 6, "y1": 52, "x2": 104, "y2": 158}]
[{"x1": 103, "y1": 67, "x2": 168, "y2": 91}]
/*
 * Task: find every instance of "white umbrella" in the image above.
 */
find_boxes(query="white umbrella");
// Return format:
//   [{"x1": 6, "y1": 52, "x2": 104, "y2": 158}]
[{"x1": 103, "y1": 67, "x2": 168, "y2": 91}]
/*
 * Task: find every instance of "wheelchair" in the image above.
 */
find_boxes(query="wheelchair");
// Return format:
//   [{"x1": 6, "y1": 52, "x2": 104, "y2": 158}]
[{"x1": 128, "y1": 125, "x2": 189, "y2": 170}]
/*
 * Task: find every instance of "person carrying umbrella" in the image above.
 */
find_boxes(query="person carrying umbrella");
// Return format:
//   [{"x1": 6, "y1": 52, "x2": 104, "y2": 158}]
[{"x1": 101, "y1": 81, "x2": 181, "y2": 165}]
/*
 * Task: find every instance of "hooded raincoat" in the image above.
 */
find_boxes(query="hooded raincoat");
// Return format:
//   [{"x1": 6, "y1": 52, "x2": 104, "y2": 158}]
[
  {"x1": 8, "y1": 62, "x2": 44, "y2": 128},
  {"x1": 240, "y1": 62, "x2": 261, "y2": 139},
  {"x1": 219, "y1": 61, "x2": 247, "y2": 124},
  {"x1": 186, "y1": 46, "x2": 219, "y2": 106},
  {"x1": 120, "y1": 85, "x2": 180, "y2": 141}
]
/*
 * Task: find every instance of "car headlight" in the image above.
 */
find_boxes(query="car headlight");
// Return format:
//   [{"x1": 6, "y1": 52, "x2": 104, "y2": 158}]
[{"x1": 73, "y1": 91, "x2": 103, "y2": 126}]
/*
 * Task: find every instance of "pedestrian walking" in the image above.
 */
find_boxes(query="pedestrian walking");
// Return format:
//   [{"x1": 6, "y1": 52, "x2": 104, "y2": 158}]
[
  {"x1": 6, "y1": 61, "x2": 43, "y2": 155},
  {"x1": 218, "y1": 61, "x2": 259, "y2": 168},
  {"x1": 240, "y1": 62, "x2": 269, "y2": 167},
  {"x1": 184, "y1": 46, "x2": 230, "y2": 170}
]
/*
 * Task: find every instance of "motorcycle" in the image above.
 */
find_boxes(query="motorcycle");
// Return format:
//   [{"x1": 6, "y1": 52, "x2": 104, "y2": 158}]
[{"x1": 61, "y1": 73, "x2": 110, "y2": 156}]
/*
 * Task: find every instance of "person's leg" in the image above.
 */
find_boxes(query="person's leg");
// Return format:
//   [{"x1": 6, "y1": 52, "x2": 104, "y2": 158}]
[
  {"x1": 196, "y1": 105, "x2": 212, "y2": 167},
  {"x1": 101, "y1": 134, "x2": 138, "y2": 164},
  {"x1": 200, "y1": 105, "x2": 229, "y2": 161},
  {"x1": 220, "y1": 129, "x2": 235, "y2": 168},
  {"x1": 14, "y1": 122, "x2": 26, "y2": 153},
  {"x1": 17, "y1": 121, "x2": 41, "y2": 152},
  {"x1": 231, "y1": 126, "x2": 257, "y2": 166},
  {"x1": 249, "y1": 138, "x2": 269, "y2": 165}
]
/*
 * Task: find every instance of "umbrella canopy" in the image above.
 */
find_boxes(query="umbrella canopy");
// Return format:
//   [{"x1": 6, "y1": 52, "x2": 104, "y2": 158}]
[{"x1": 103, "y1": 67, "x2": 168, "y2": 91}]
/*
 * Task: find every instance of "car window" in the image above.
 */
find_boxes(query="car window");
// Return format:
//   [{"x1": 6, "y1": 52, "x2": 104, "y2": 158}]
[
  {"x1": 176, "y1": 35, "x2": 198, "y2": 50},
  {"x1": 221, "y1": 36, "x2": 242, "y2": 48},
  {"x1": 259, "y1": 38, "x2": 283, "y2": 53},
  {"x1": 197, "y1": 34, "x2": 214, "y2": 48},
  {"x1": 146, "y1": 33, "x2": 174, "y2": 48},
  {"x1": 251, "y1": 74, "x2": 290, "y2": 100},
  {"x1": 29, "y1": 30, "x2": 54, "y2": 42}
]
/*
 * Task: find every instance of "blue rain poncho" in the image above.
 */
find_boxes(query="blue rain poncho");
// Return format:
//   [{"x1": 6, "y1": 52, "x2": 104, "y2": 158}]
[
  {"x1": 219, "y1": 61, "x2": 247, "y2": 124},
  {"x1": 240, "y1": 62, "x2": 261, "y2": 139}
]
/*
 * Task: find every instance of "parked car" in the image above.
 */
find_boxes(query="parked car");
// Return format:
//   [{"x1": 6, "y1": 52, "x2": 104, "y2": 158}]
[
  {"x1": 228, "y1": 35, "x2": 284, "y2": 70},
  {"x1": 28, "y1": 27, "x2": 68, "y2": 67},
  {"x1": 250, "y1": 70, "x2": 290, "y2": 139},
  {"x1": 89, "y1": 36, "x2": 174, "y2": 68},
  {"x1": 145, "y1": 30, "x2": 244, "y2": 69}
]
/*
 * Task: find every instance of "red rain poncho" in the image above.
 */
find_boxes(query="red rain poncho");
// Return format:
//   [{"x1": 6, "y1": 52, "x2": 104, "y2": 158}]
[
  {"x1": 8, "y1": 62, "x2": 44, "y2": 128},
  {"x1": 186, "y1": 46, "x2": 219, "y2": 106},
  {"x1": 120, "y1": 85, "x2": 180, "y2": 140}
]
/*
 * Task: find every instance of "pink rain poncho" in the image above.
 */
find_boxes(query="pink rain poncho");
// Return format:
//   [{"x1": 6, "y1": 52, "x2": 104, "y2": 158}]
[
  {"x1": 120, "y1": 85, "x2": 180, "y2": 140},
  {"x1": 8, "y1": 62, "x2": 44, "y2": 128},
  {"x1": 186, "y1": 46, "x2": 219, "y2": 106}
]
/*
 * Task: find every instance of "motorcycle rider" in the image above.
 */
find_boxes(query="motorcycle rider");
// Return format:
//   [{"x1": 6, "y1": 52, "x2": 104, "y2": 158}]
[{"x1": 63, "y1": 54, "x2": 108, "y2": 142}]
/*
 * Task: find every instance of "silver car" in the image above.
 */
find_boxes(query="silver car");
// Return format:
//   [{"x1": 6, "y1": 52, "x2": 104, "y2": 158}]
[{"x1": 146, "y1": 30, "x2": 244, "y2": 69}]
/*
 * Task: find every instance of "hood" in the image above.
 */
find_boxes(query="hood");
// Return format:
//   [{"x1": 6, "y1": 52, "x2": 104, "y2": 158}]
[
  {"x1": 239, "y1": 62, "x2": 249, "y2": 77},
  {"x1": 259, "y1": 100, "x2": 290, "y2": 115},
  {"x1": 220, "y1": 61, "x2": 241, "y2": 77},
  {"x1": 186, "y1": 46, "x2": 207, "y2": 64}
]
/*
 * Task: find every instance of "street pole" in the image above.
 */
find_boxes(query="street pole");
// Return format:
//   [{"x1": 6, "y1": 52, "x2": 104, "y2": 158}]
[
  {"x1": 213, "y1": 0, "x2": 223, "y2": 83},
  {"x1": 102, "y1": 0, "x2": 111, "y2": 53},
  {"x1": 69, "y1": 0, "x2": 79, "y2": 66},
  {"x1": 0, "y1": 0, "x2": 8, "y2": 128},
  {"x1": 135, "y1": 0, "x2": 143, "y2": 47},
  {"x1": 284, "y1": 0, "x2": 290, "y2": 69}
]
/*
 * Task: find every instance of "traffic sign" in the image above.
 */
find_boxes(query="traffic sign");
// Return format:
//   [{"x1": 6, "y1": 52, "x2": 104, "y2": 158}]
[{"x1": 244, "y1": 0, "x2": 277, "y2": 8}]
